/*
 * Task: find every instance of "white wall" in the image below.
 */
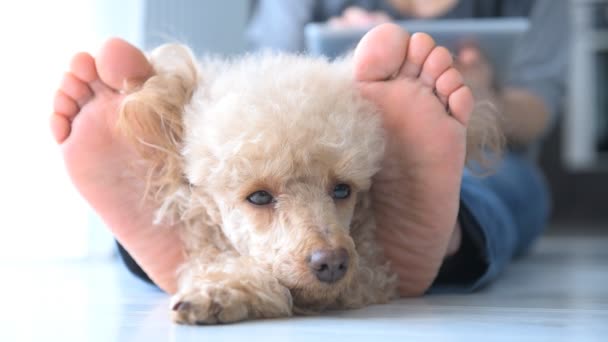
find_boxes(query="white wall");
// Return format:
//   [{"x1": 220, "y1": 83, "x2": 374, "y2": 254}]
[
  {"x1": 0, "y1": 1, "x2": 253, "y2": 261},
  {"x1": 0, "y1": 0, "x2": 148, "y2": 261}
]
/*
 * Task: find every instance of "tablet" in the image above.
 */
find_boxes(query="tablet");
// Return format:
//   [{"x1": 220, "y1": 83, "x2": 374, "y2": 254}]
[{"x1": 305, "y1": 18, "x2": 529, "y2": 82}]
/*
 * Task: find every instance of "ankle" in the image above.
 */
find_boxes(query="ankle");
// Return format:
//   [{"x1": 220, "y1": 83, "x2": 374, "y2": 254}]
[
  {"x1": 445, "y1": 221, "x2": 462, "y2": 257},
  {"x1": 120, "y1": 227, "x2": 184, "y2": 294}
]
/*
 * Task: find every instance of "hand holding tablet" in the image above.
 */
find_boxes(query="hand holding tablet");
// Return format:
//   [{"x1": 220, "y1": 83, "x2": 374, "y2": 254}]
[{"x1": 305, "y1": 18, "x2": 529, "y2": 83}]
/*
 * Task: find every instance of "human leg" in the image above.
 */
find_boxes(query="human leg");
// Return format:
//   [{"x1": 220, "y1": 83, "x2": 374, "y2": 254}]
[
  {"x1": 353, "y1": 23, "x2": 474, "y2": 295},
  {"x1": 434, "y1": 153, "x2": 550, "y2": 291}
]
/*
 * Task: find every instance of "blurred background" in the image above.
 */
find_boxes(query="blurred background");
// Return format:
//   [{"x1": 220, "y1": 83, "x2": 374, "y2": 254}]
[{"x1": 0, "y1": 0, "x2": 605, "y2": 263}]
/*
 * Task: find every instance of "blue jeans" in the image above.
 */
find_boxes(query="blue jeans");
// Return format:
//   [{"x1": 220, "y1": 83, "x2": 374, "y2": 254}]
[{"x1": 432, "y1": 152, "x2": 550, "y2": 292}]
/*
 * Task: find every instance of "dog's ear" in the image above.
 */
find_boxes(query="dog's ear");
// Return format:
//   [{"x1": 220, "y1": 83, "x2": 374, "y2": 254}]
[
  {"x1": 118, "y1": 44, "x2": 199, "y2": 201},
  {"x1": 465, "y1": 100, "x2": 505, "y2": 172}
]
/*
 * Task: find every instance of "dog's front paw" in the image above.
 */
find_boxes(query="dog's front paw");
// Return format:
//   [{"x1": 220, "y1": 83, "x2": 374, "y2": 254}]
[
  {"x1": 171, "y1": 285, "x2": 248, "y2": 325},
  {"x1": 171, "y1": 279, "x2": 293, "y2": 325}
]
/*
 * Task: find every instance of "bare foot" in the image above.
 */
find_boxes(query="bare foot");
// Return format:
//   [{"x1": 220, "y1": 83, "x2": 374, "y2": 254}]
[
  {"x1": 353, "y1": 24, "x2": 473, "y2": 295},
  {"x1": 51, "y1": 39, "x2": 183, "y2": 293}
]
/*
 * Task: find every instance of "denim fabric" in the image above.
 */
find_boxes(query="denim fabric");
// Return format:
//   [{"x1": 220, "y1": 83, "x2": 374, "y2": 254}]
[{"x1": 432, "y1": 152, "x2": 550, "y2": 292}]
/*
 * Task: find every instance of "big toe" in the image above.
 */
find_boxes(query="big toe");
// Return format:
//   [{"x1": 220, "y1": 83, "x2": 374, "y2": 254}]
[
  {"x1": 353, "y1": 23, "x2": 410, "y2": 82},
  {"x1": 97, "y1": 38, "x2": 153, "y2": 91}
]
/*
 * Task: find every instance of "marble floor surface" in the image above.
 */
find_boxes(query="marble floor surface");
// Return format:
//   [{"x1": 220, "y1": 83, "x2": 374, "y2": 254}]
[{"x1": 1, "y1": 231, "x2": 606, "y2": 342}]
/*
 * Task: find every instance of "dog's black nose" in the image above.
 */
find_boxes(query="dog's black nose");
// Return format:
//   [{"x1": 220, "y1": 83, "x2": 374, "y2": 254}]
[{"x1": 308, "y1": 248, "x2": 349, "y2": 283}]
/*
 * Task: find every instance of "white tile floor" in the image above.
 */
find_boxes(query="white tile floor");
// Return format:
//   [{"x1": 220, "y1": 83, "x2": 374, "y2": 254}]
[{"x1": 1, "y1": 231, "x2": 606, "y2": 342}]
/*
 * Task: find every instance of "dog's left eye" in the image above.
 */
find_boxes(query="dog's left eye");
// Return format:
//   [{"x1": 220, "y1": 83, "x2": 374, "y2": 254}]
[
  {"x1": 332, "y1": 184, "x2": 351, "y2": 200},
  {"x1": 247, "y1": 190, "x2": 275, "y2": 206}
]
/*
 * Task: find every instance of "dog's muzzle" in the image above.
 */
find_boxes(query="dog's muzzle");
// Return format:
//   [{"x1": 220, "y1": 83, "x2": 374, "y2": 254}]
[{"x1": 307, "y1": 248, "x2": 349, "y2": 283}]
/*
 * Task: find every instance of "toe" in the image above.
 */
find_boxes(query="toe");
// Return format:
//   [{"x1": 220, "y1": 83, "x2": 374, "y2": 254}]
[
  {"x1": 70, "y1": 52, "x2": 99, "y2": 83},
  {"x1": 353, "y1": 23, "x2": 409, "y2": 82},
  {"x1": 435, "y1": 67, "x2": 464, "y2": 107},
  {"x1": 53, "y1": 90, "x2": 79, "y2": 119},
  {"x1": 50, "y1": 113, "x2": 71, "y2": 143},
  {"x1": 97, "y1": 38, "x2": 154, "y2": 91},
  {"x1": 60, "y1": 72, "x2": 93, "y2": 108},
  {"x1": 400, "y1": 32, "x2": 436, "y2": 78},
  {"x1": 420, "y1": 46, "x2": 453, "y2": 88},
  {"x1": 448, "y1": 86, "x2": 474, "y2": 126}
]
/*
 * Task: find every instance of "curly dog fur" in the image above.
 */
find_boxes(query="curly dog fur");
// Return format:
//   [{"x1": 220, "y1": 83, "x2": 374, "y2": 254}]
[{"x1": 118, "y1": 43, "x2": 499, "y2": 325}]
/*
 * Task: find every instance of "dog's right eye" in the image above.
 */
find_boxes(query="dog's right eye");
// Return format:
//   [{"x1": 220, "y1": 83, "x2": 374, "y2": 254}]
[{"x1": 246, "y1": 190, "x2": 275, "y2": 206}]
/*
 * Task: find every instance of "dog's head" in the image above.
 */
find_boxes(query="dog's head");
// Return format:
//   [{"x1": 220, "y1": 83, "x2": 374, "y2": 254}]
[{"x1": 120, "y1": 45, "x2": 385, "y2": 308}]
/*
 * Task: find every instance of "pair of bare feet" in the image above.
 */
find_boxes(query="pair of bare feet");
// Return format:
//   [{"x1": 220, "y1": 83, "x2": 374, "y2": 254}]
[{"x1": 51, "y1": 23, "x2": 471, "y2": 296}]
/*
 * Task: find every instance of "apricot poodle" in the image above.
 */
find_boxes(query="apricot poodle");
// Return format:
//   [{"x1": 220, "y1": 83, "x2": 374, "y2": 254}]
[{"x1": 118, "y1": 43, "x2": 497, "y2": 325}]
